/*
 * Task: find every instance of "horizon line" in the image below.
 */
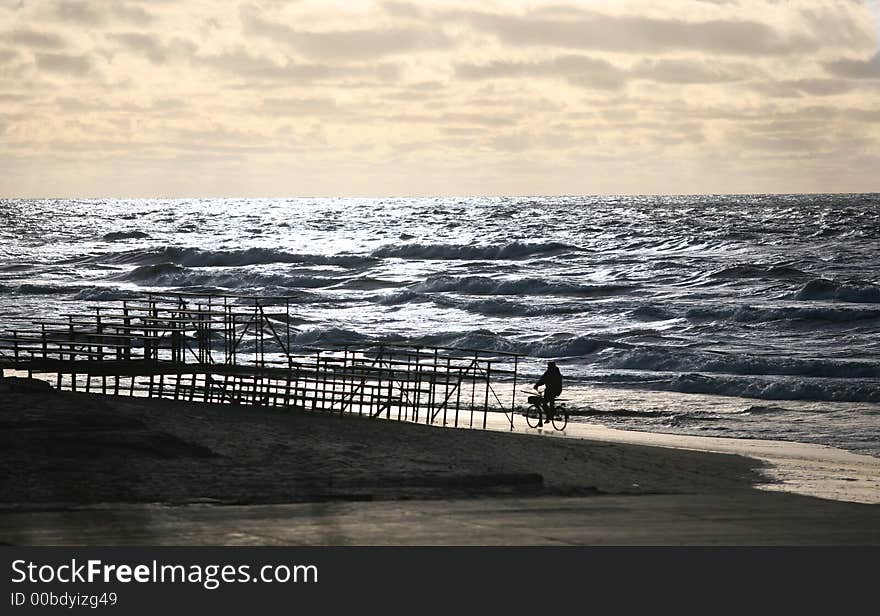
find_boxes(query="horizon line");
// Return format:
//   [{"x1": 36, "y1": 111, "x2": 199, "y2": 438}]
[{"x1": 2, "y1": 190, "x2": 879, "y2": 201}]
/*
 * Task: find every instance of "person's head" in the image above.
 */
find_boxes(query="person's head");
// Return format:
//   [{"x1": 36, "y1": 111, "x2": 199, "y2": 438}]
[{"x1": 548, "y1": 361, "x2": 557, "y2": 369}]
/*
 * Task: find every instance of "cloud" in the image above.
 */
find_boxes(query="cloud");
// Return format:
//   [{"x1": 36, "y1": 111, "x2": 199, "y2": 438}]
[
  {"x1": 825, "y1": 53, "x2": 880, "y2": 79},
  {"x1": 752, "y1": 78, "x2": 859, "y2": 98},
  {"x1": 381, "y1": 1, "x2": 426, "y2": 19},
  {"x1": 456, "y1": 55, "x2": 755, "y2": 89},
  {"x1": 35, "y1": 52, "x2": 93, "y2": 76},
  {"x1": 52, "y1": 1, "x2": 155, "y2": 26},
  {"x1": 52, "y1": 96, "x2": 187, "y2": 114},
  {"x1": 239, "y1": 5, "x2": 452, "y2": 61},
  {"x1": 3, "y1": 0, "x2": 880, "y2": 196},
  {"x1": 385, "y1": 111, "x2": 518, "y2": 127},
  {"x1": 630, "y1": 58, "x2": 756, "y2": 84},
  {"x1": 108, "y1": 33, "x2": 196, "y2": 65},
  {"x1": 456, "y1": 56, "x2": 628, "y2": 90},
  {"x1": 195, "y1": 47, "x2": 403, "y2": 84},
  {"x1": 9, "y1": 29, "x2": 66, "y2": 49},
  {"x1": 451, "y1": 9, "x2": 817, "y2": 56},
  {"x1": 260, "y1": 97, "x2": 338, "y2": 116},
  {"x1": 0, "y1": 49, "x2": 20, "y2": 64}
]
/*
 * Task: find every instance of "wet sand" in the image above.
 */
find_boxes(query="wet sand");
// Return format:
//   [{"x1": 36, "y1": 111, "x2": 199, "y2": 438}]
[{"x1": 1, "y1": 380, "x2": 878, "y2": 545}]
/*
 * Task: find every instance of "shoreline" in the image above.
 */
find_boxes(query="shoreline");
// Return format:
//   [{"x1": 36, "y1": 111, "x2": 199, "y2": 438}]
[
  {"x1": 483, "y1": 415, "x2": 880, "y2": 505},
  {"x1": 1, "y1": 381, "x2": 878, "y2": 545}
]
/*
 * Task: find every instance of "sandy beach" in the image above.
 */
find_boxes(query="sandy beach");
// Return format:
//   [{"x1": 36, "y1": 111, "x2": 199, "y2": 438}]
[{"x1": 1, "y1": 378, "x2": 878, "y2": 545}]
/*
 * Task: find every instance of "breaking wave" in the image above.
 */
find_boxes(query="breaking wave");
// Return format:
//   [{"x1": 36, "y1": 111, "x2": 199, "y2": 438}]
[
  {"x1": 684, "y1": 304, "x2": 880, "y2": 323},
  {"x1": 0, "y1": 283, "x2": 71, "y2": 295},
  {"x1": 372, "y1": 241, "x2": 580, "y2": 260},
  {"x1": 599, "y1": 347, "x2": 880, "y2": 379},
  {"x1": 408, "y1": 330, "x2": 621, "y2": 358},
  {"x1": 411, "y1": 275, "x2": 636, "y2": 297},
  {"x1": 117, "y1": 263, "x2": 343, "y2": 290},
  {"x1": 663, "y1": 373, "x2": 880, "y2": 403},
  {"x1": 709, "y1": 263, "x2": 809, "y2": 280},
  {"x1": 791, "y1": 279, "x2": 880, "y2": 303},
  {"x1": 83, "y1": 246, "x2": 376, "y2": 269},
  {"x1": 102, "y1": 231, "x2": 150, "y2": 241}
]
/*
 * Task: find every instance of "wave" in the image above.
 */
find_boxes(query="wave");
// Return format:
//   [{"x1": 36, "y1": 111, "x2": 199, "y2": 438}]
[
  {"x1": 709, "y1": 263, "x2": 809, "y2": 280},
  {"x1": 665, "y1": 373, "x2": 880, "y2": 403},
  {"x1": 0, "y1": 283, "x2": 70, "y2": 295},
  {"x1": 736, "y1": 405, "x2": 800, "y2": 416},
  {"x1": 117, "y1": 263, "x2": 343, "y2": 290},
  {"x1": 72, "y1": 286, "x2": 140, "y2": 301},
  {"x1": 290, "y1": 327, "x2": 374, "y2": 346},
  {"x1": 432, "y1": 296, "x2": 585, "y2": 317},
  {"x1": 331, "y1": 277, "x2": 409, "y2": 291},
  {"x1": 83, "y1": 246, "x2": 376, "y2": 269},
  {"x1": 593, "y1": 371, "x2": 880, "y2": 403},
  {"x1": 524, "y1": 335, "x2": 620, "y2": 358},
  {"x1": 683, "y1": 304, "x2": 880, "y2": 324},
  {"x1": 599, "y1": 347, "x2": 880, "y2": 379},
  {"x1": 411, "y1": 275, "x2": 636, "y2": 297},
  {"x1": 122, "y1": 263, "x2": 186, "y2": 281},
  {"x1": 791, "y1": 278, "x2": 880, "y2": 303},
  {"x1": 375, "y1": 289, "x2": 587, "y2": 316},
  {"x1": 371, "y1": 241, "x2": 580, "y2": 261},
  {"x1": 407, "y1": 330, "x2": 620, "y2": 358},
  {"x1": 102, "y1": 231, "x2": 150, "y2": 241},
  {"x1": 377, "y1": 291, "x2": 432, "y2": 306},
  {"x1": 632, "y1": 305, "x2": 677, "y2": 320}
]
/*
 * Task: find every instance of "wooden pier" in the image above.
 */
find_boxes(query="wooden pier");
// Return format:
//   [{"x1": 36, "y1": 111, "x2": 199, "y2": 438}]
[{"x1": 0, "y1": 292, "x2": 522, "y2": 430}]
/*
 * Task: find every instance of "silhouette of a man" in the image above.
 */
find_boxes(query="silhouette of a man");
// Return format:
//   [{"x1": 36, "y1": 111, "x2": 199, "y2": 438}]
[{"x1": 534, "y1": 361, "x2": 562, "y2": 426}]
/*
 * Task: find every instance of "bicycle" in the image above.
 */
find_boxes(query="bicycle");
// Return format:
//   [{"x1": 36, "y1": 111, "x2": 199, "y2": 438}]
[{"x1": 522, "y1": 389, "x2": 568, "y2": 431}]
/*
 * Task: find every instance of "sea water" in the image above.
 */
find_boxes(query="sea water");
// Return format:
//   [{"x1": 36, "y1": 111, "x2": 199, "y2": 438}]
[{"x1": 1, "y1": 194, "x2": 878, "y2": 456}]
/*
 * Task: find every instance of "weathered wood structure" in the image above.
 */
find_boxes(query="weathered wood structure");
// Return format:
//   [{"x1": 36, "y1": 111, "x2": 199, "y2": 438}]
[{"x1": 0, "y1": 292, "x2": 522, "y2": 429}]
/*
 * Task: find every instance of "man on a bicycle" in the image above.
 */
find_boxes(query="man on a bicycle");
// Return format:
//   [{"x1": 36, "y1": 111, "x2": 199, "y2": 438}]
[{"x1": 535, "y1": 361, "x2": 563, "y2": 426}]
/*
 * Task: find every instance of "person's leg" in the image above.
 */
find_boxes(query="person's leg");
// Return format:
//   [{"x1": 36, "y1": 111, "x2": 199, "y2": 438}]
[{"x1": 544, "y1": 392, "x2": 555, "y2": 421}]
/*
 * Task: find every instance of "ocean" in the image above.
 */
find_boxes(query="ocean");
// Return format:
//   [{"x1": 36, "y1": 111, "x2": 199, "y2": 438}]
[{"x1": 1, "y1": 194, "x2": 878, "y2": 457}]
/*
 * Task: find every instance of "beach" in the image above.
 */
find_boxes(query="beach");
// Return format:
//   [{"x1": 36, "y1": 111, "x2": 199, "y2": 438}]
[{"x1": 2, "y1": 380, "x2": 878, "y2": 545}]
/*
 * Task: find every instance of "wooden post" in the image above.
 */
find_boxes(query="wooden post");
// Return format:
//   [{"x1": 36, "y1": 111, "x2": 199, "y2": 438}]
[
  {"x1": 442, "y1": 357, "x2": 451, "y2": 426},
  {"x1": 510, "y1": 355, "x2": 518, "y2": 431},
  {"x1": 454, "y1": 366, "x2": 463, "y2": 428},
  {"x1": 483, "y1": 362, "x2": 491, "y2": 430}
]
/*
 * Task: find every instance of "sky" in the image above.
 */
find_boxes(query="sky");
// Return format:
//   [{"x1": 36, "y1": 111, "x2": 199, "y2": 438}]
[{"x1": 1, "y1": 0, "x2": 879, "y2": 197}]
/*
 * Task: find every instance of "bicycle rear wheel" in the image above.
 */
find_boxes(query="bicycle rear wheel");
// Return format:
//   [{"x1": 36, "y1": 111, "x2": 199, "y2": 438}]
[
  {"x1": 525, "y1": 403, "x2": 543, "y2": 428},
  {"x1": 551, "y1": 411, "x2": 568, "y2": 431}
]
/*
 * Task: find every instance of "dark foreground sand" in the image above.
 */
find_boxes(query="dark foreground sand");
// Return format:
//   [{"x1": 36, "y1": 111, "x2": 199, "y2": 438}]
[{"x1": 1, "y1": 378, "x2": 878, "y2": 545}]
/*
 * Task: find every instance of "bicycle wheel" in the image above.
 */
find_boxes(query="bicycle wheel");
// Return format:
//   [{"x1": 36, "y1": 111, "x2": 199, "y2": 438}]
[
  {"x1": 524, "y1": 403, "x2": 543, "y2": 428},
  {"x1": 551, "y1": 409, "x2": 568, "y2": 431}
]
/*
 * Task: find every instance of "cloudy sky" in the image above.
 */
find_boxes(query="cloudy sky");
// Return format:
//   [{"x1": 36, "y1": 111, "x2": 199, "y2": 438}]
[{"x1": 1, "y1": 0, "x2": 878, "y2": 197}]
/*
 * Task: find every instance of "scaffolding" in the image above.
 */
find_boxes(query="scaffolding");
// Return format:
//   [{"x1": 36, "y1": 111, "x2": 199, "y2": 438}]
[{"x1": 0, "y1": 292, "x2": 522, "y2": 430}]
